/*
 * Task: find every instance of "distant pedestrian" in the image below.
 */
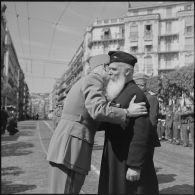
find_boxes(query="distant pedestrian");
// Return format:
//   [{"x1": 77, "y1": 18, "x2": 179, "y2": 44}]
[
  {"x1": 36, "y1": 113, "x2": 39, "y2": 120},
  {"x1": 7, "y1": 111, "x2": 19, "y2": 136},
  {"x1": 1, "y1": 106, "x2": 9, "y2": 135}
]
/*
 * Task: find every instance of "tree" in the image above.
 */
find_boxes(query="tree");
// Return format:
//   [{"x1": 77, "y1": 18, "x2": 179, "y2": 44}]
[{"x1": 147, "y1": 64, "x2": 194, "y2": 105}]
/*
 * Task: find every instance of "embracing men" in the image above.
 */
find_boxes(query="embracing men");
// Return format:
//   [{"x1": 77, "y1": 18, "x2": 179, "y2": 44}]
[{"x1": 47, "y1": 51, "x2": 159, "y2": 194}]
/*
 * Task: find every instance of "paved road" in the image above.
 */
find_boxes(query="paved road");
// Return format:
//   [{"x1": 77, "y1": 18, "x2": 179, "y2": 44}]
[{"x1": 1, "y1": 120, "x2": 194, "y2": 194}]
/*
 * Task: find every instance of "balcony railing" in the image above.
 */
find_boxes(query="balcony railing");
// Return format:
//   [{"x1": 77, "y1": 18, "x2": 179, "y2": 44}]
[{"x1": 159, "y1": 33, "x2": 179, "y2": 37}]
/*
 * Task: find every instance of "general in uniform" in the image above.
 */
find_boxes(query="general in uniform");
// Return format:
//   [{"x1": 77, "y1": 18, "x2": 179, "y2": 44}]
[{"x1": 47, "y1": 54, "x2": 139, "y2": 194}]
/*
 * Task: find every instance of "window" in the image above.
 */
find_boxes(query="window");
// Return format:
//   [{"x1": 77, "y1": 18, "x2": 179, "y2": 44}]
[
  {"x1": 185, "y1": 54, "x2": 193, "y2": 65},
  {"x1": 145, "y1": 25, "x2": 151, "y2": 32},
  {"x1": 165, "y1": 55, "x2": 172, "y2": 68},
  {"x1": 130, "y1": 46, "x2": 138, "y2": 53},
  {"x1": 144, "y1": 56, "x2": 153, "y2": 75},
  {"x1": 130, "y1": 24, "x2": 138, "y2": 40},
  {"x1": 102, "y1": 28, "x2": 110, "y2": 39},
  {"x1": 119, "y1": 26, "x2": 125, "y2": 38},
  {"x1": 185, "y1": 37, "x2": 194, "y2": 50},
  {"x1": 166, "y1": 7, "x2": 172, "y2": 17},
  {"x1": 145, "y1": 25, "x2": 152, "y2": 40},
  {"x1": 166, "y1": 21, "x2": 172, "y2": 33},
  {"x1": 145, "y1": 45, "x2": 153, "y2": 53},
  {"x1": 184, "y1": 4, "x2": 192, "y2": 10},
  {"x1": 185, "y1": 17, "x2": 194, "y2": 35}
]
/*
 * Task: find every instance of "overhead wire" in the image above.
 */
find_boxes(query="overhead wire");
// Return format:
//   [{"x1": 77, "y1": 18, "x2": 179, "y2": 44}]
[
  {"x1": 44, "y1": 2, "x2": 71, "y2": 76},
  {"x1": 14, "y1": 2, "x2": 28, "y2": 72},
  {"x1": 18, "y1": 56, "x2": 70, "y2": 65},
  {"x1": 26, "y1": 2, "x2": 32, "y2": 73}
]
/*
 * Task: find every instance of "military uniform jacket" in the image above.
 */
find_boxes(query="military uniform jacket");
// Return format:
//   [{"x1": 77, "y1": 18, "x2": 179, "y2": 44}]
[
  {"x1": 47, "y1": 73, "x2": 127, "y2": 175},
  {"x1": 145, "y1": 92, "x2": 159, "y2": 129},
  {"x1": 98, "y1": 80, "x2": 160, "y2": 194}
]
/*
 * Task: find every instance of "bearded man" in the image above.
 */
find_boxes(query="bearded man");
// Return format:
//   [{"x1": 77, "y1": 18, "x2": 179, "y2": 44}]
[{"x1": 98, "y1": 51, "x2": 161, "y2": 195}]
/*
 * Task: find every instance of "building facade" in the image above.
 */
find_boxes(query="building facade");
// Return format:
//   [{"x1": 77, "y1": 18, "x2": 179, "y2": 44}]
[
  {"x1": 51, "y1": 1, "x2": 194, "y2": 110},
  {"x1": 1, "y1": 4, "x2": 30, "y2": 120}
]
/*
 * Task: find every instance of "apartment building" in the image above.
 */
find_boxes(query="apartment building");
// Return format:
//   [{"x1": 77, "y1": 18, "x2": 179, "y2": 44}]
[
  {"x1": 53, "y1": 2, "x2": 194, "y2": 109},
  {"x1": 85, "y1": 1, "x2": 194, "y2": 76}
]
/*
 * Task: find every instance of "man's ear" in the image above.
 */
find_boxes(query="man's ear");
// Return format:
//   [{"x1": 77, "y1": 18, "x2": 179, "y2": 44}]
[{"x1": 125, "y1": 68, "x2": 133, "y2": 76}]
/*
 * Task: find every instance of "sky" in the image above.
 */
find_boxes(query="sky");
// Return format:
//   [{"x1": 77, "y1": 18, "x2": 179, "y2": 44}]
[{"x1": 2, "y1": 1, "x2": 160, "y2": 93}]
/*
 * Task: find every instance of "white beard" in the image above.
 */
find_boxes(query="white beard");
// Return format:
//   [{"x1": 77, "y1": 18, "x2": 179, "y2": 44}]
[{"x1": 106, "y1": 75, "x2": 126, "y2": 101}]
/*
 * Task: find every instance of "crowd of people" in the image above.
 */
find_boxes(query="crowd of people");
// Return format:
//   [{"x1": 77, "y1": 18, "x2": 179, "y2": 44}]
[{"x1": 157, "y1": 103, "x2": 194, "y2": 148}]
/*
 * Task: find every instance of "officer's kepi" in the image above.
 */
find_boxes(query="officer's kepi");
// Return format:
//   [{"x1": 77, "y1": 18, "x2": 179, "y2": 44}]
[{"x1": 88, "y1": 54, "x2": 110, "y2": 71}]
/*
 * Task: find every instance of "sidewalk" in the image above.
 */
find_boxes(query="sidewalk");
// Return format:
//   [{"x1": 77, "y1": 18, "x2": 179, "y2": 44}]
[{"x1": 1, "y1": 121, "x2": 49, "y2": 194}]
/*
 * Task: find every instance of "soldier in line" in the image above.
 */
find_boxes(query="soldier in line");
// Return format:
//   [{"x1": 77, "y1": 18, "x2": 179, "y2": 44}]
[
  {"x1": 181, "y1": 106, "x2": 194, "y2": 147},
  {"x1": 165, "y1": 105, "x2": 174, "y2": 143},
  {"x1": 172, "y1": 105, "x2": 182, "y2": 145}
]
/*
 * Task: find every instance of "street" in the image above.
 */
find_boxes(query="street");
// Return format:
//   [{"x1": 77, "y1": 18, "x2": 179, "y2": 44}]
[{"x1": 1, "y1": 120, "x2": 194, "y2": 194}]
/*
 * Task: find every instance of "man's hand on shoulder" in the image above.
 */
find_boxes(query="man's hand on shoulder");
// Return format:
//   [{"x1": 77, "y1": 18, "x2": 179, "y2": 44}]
[{"x1": 125, "y1": 95, "x2": 147, "y2": 118}]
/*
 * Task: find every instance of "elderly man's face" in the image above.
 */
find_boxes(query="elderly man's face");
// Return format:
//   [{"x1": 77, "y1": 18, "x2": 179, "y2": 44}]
[{"x1": 108, "y1": 62, "x2": 127, "y2": 81}]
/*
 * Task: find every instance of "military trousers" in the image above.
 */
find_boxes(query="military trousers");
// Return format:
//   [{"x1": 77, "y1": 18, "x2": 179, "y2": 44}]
[
  {"x1": 48, "y1": 161, "x2": 86, "y2": 194},
  {"x1": 182, "y1": 123, "x2": 194, "y2": 146},
  {"x1": 173, "y1": 122, "x2": 181, "y2": 140},
  {"x1": 166, "y1": 123, "x2": 173, "y2": 140}
]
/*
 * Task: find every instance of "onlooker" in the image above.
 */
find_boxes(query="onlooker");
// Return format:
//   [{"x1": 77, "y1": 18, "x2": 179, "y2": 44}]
[
  {"x1": 1, "y1": 106, "x2": 9, "y2": 135},
  {"x1": 7, "y1": 111, "x2": 19, "y2": 136},
  {"x1": 172, "y1": 105, "x2": 182, "y2": 145},
  {"x1": 165, "y1": 106, "x2": 173, "y2": 143}
]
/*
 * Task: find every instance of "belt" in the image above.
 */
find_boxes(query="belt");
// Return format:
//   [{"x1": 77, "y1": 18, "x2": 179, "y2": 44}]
[{"x1": 61, "y1": 113, "x2": 83, "y2": 122}]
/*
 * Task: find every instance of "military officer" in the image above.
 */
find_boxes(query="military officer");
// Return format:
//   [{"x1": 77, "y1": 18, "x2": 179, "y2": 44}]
[{"x1": 47, "y1": 54, "x2": 148, "y2": 194}]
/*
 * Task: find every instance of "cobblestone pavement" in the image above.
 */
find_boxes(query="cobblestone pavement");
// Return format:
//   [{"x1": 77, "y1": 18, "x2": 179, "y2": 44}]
[{"x1": 1, "y1": 120, "x2": 194, "y2": 194}]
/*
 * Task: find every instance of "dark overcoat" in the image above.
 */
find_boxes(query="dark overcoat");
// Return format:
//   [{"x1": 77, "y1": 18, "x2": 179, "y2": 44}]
[{"x1": 98, "y1": 80, "x2": 161, "y2": 195}]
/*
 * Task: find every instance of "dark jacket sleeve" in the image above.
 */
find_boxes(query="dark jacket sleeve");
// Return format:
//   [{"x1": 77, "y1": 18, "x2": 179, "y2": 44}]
[
  {"x1": 149, "y1": 96, "x2": 159, "y2": 128},
  {"x1": 126, "y1": 90, "x2": 153, "y2": 169}
]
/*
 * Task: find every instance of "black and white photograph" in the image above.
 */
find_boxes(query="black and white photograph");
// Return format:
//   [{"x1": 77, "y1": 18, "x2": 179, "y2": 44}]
[{"x1": 1, "y1": 1, "x2": 194, "y2": 194}]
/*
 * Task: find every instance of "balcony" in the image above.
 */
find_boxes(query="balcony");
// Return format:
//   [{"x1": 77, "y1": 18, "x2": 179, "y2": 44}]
[
  {"x1": 159, "y1": 33, "x2": 179, "y2": 38},
  {"x1": 158, "y1": 49, "x2": 179, "y2": 54}
]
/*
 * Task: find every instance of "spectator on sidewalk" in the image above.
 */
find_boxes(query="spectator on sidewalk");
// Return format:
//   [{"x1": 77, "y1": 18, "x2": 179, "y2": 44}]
[
  {"x1": 1, "y1": 106, "x2": 9, "y2": 135},
  {"x1": 165, "y1": 105, "x2": 174, "y2": 143},
  {"x1": 7, "y1": 110, "x2": 19, "y2": 136},
  {"x1": 172, "y1": 105, "x2": 182, "y2": 145}
]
